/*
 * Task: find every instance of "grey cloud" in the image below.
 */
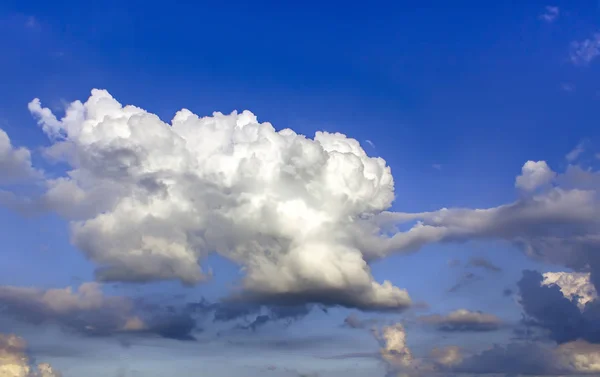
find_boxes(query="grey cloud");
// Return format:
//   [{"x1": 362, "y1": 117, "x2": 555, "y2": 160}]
[
  {"x1": 0, "y1": 283, "x2": 198, "y2": 341},
  {"x1": 18, "y1": 90, "x2": 411, "y2": 312},
  {"x1": 419, "y1": 309, "x2": 503, "y2": 332},
  {"x1": 517, "y1": 269, "x2": 600, "y2": 344},
  {"x1": 467, "y1": 256, "x2": 501, "y2": 272},
  {"x1": 342, "y1": 313, "x2": 380, "y2": 329},
  {"x1": 450, "y1": 340, "x2": 600, "y2": 375}
]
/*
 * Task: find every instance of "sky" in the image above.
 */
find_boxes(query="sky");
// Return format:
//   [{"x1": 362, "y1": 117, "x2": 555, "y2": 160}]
[{"x1": 1, "y1": 0, "x2": 600, "y2": 376}]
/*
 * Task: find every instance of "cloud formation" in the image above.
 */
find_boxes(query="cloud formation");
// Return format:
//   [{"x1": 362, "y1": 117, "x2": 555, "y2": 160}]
[
  {"x1": 0, "y1": 129, "x2": 40, "y2": 185},
  {"x1": 0, "y1": 333, "x2": 61, "y2": 377},
  {"x1": 517, "y1": 270, "x2": 600, "y2": 345},
  {"x1": 542, "y1": 271, "x2": 597, "y2": 309},
  {"x1": 3, "y1": 91, "x2": 599, "y2": 317},
  {"x1": 451, "y1": 340, "x2": 600, "y2": 375},
  {"x1": 372, "y1": 324, "x2": 412, "y2": 370},
  {"x1": 0, "y1": 283, "x2": 197, "y2": 340},
  {"x1": 418, "y1": 309, "x2": 502, "y2": 332},
  {"x1": 570, "y1": 33, "x2": 600, "y2": 66},
  {"x1": 467, "y1": 256, "x2": 501, "y2": 272},
  {"x1": 539, "y1": 6, "x2": 560, "y2": 23},
  {"x1": 515, "y1": 160, "x2": 555, "y2": 191},
  {"x1": 367, "y1": 159, "x2": 600, "y2": 285},
  {"x1": 7, "y1": 89, "x2": 412, "y2": 312},
  {"x1": 373, "y1": 320, "x2": 600, "y2": 376}
]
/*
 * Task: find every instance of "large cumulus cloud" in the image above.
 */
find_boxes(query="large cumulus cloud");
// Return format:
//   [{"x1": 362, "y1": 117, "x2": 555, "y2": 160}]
[
  {"x1": 20, "y1": 89, "x2": 410, "y2": 311},
  {"x1": 4, "y1": 89, "x2": 599, "y2": 313}
]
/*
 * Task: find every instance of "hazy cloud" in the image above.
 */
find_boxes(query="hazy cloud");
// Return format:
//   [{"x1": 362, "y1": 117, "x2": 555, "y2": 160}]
[
  {"x1": 0, "y1": 283, "x2": 197, "y2": 340},
  {"x1": 419, "y1": 309, "x2": 503, "y2": 332},
  {"x1": 570, "y1": 33, "x2": 600, "y2": 66},
  {"x1": 0, "y1": 128, "x2": 41, "y2": 185},
  {"x1": 539, "y1": 6, "x2": 560, "y2": 23},
  {"x1": 21, "y1": 90, "x2": 410, "y2": 312}
]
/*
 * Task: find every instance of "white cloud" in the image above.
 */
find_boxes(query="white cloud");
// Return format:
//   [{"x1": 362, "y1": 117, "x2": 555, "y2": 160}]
[
  {"x1": 24, "y1": 89, "x2": 409, "y2": 311},
  {"x1": 542, "y1": 271, "x2": 597, "y2": 309},
  {"x1": 566, "y1": 140, "x2": 588, "y2": 162},
  {"x1": 0, "y1": 334, "x2": 61, "y2": 377},
  {"x1": 570, "y1": 33, "x2": 600, "y2": 66},
  {"x1": 540, "y1": 6, "x2": 560, "y2": 23},
  {"x1": 515, "y1": 160, "x2": 556, "y2": 191},
  {"x1": 0, "y1": 129, "x2": 40, "y2": 185}
]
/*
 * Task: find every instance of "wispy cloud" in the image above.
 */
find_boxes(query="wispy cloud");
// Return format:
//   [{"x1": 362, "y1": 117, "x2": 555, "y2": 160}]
[
  {"x1": 570, "y1": 33, "x2": 600, "y2": 66},
  {"x1": 566, "y1": 140, "x2": 588, "y2": 162},
  {"x1": 561, "y1": 83, "x2": 575, "y2": 93},
  {"x1": 25, "y1": 16, "x2": 37, "y2": 29},
  {"x1": 539, "y1": 6, "x2": 560, "y2": 23}
]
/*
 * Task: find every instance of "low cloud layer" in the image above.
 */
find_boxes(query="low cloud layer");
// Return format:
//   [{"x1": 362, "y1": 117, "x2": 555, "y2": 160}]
[
  {"x1": 0, "y1": 283, "x2": 197, "y2": 340},
  {"x1": 419, "y1": 309, "x2": 502, "y2": 332},
  {"x1": 0, "y1": 333, "x2": 61, "y2": 377}
]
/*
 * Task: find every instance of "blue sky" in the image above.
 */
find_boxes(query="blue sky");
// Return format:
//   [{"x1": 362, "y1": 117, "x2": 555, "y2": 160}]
[{"x1": 1, "y1": 1, "x2": 600, "y2": 377}]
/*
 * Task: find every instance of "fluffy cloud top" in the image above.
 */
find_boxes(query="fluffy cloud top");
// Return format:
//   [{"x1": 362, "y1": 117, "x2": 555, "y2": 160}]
[
  {"x1": 3, "y1": 90, "x2": 599, "y2": 315},
  {"x1": 515, "y1": 160, "x2": 556, "y2": 191},
  {"x1": 570, "y1": 33, "x2": 600, "y2": 66},
  {"x1": 542, "y1": 271, "x2": 597, "y2": 309},
  {"x1": 21, "y1": 89, "x2": 410, "y2": 311},
  {"x1": 0, "y1": 334, "x2": 61, "y2": 377}
]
